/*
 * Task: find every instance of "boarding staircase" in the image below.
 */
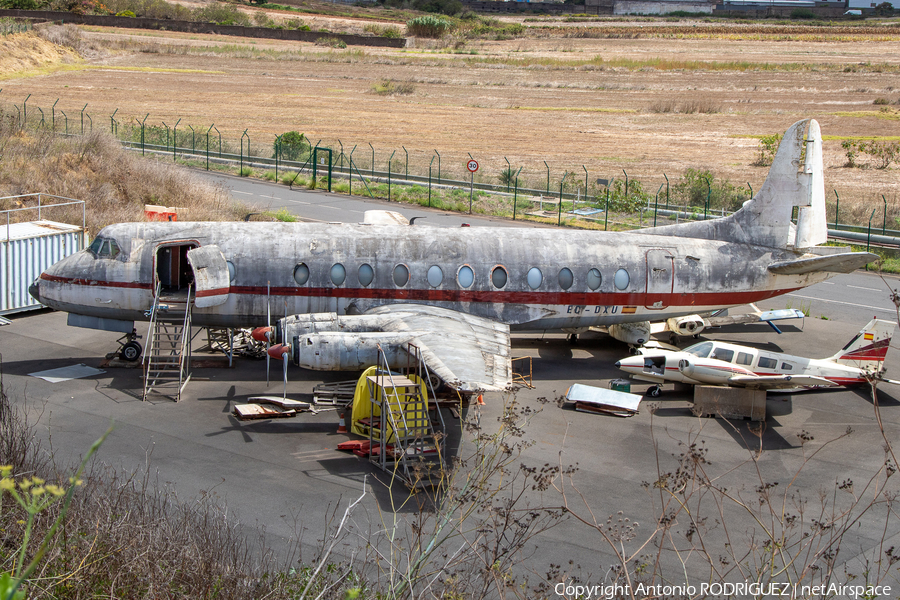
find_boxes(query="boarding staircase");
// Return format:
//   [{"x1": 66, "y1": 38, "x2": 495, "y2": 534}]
[
  {"x1": 142, "y1": 283, "x2": 193, "y2": 402},
  {"x1": 365, "y1": 343, "x2": 446, "y2": 488}
]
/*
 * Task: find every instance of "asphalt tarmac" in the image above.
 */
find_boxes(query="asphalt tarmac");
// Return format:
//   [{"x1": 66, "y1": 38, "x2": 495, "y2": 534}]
[{"x1": 5, "y1": 182, "x2": 900, "y2": 594}]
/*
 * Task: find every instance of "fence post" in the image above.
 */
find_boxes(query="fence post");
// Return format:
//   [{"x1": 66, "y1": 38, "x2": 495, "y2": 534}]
[
  {"x1": 513, "y1": 166, "x2": 523, "y2": 221},
  {"x1": 140, "y1": 113, "x2": 148, "y2": 155},
  {"x1": 402, "y1": 146, "x2": 408, "y2": 179},
  {"x1": 504, "y1": 157, "x2": 511, "y2": 193},
  {"x1": 664, "y1": 172, "x2": 669, "y2": 209},
  {"x1": 52, "y1": 98, "x2": 58, "y2": 131},
  {"x1": 582, "y1": 165, "x2": 588, "y2": 206},
  {"x1": 80, "y1": 103, "x2": 87, "y2": 135},
  {"x1": 834, "y1": 189, "x2": 840, "y2": 229},
  {"x1": 434, "y1": 149, "x2": 440, "y2": 184},
  {"x1": 428, "y1": 155, "x2": 435, "y2": 208},
  {"x1": 37, "y1": 107, "x2": 44, "y2": 128},
  {"x1": 369, "y1": 142, "x2": 375, "y2": 177},
  {"x1": 867, "y1": 207, "x2": 876, "y2": 270},
  {"x1": 704, "y1": 176, "x2": 711, "y2": 221},
  {"x1": 86, "y1": 113, "x2": 92, "y2": 132},
  {"x1": 206, "y1": 123, "x2": 214, "y2": 171},
  {"x1": 604, "y1": 186, "x2": 609, "y2": 231},
  {"x1": 622, "y1": 169, "x2": 628, "y2": 202},
  {"x1": 173, "y1": 118, "x2": 181, "y2": 162},
  {"x1": 110, "y1": 108, "x2": 118, "y2": 134},
  {"x1": 388, "y1": 150, "x2": 395, "y2": 201},
  {"x1": 274, "y1": 134, "x2": 282, "y2": 180},
  {"x1": 883, "y1": 194, "x2": 887, "y2": 235},
  {"x1": 558, "y1": 172, "x2": 569, "y2": 226},
  {"x1": 240, "y1": 129, "x2": 249, "y2": 175},
  {"x1": 22, "y1": 93, "x2": 30, "y2": 125},
  {"x1": 544, "y1": 161, "x2": 550, "y2": 194},
  {"x1": 655, "y1": 183, "x2": 664, "y2": 227}
]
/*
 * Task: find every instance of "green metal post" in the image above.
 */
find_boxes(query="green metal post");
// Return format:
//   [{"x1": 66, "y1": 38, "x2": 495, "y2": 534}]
[
  {"x1": 513, "y1": 166, "x2": 523, "y2": 220},
  {"x1": 834, "y1": 189, "x2": 840, "y2": 229},
  {"x1": 883, "y1": 195, "x2": 887, "y2": 235},
  {"x1": 622, "y1": 169, "x2": 628, "y2": 202},
  {"x1": 747, "y1": 182, "x2": 753, "y2": 200},
  {"x1": 704, "y1": 176, "x2": 711, "y2": 221},
  {"x1": 369, "y1": 142, "x2": 374, "y2": 177},
  {"x1": 582, "y1": 165, "x2": 588, "y2": 205},
  {"x1": 402, "y1": 146, "x2": 408, "y2": 178},
  {"x1": 52, "y1": 99, "x2": 58, "y2": 131},
  {"x1": 867, "y1": 207, "x2": 876, "y2": 270},
  {"x1": 274, "y1": 134, "x2": 282, "y2": 180},
  {"x1": 604, "y1": 187, "x2": 609, "y2": 231},
  {"x1": 664, "y1": 172, "x2": 669, "y2": 209},
  {"x1": 110, "y1": 108, "x2": 118, "y2": 134},
  {"x1": 504, "y1": 157, "x2": 511, "y2": 193},
  {"x1": 240, "y1": 129, "x2": 249, "y2": 175},
  {"x1": 655, "y1": 183, "x2": 663, "y2": 227},
  {"x1": 205, "y1": 124, "x2": 214, "y2": 171},
  {"x1": 37, "y1": 107, "x2": 44, "y2": 128},
  {"x1": 172, "y1": 118, "x2": 181, "y2": 162},
  {"x1": 80, "y1": 103, "x2": 87, "y2": 135},
  {"x1": 544, "y1": 161, "x2": 550, "y2": 194},
  {"x1": 434, "y1": 149, "x2": 440, "y2": 184},
  {"x1": 428, "y1": 155, "x2": 435, "y2": 208},
  {"x1": 349, "y1": 145, "x2": 357, "y2": 195},
  {"x1": 558, "y1": 172, "x2": 568, "y2": 226},
  {"x1": 388, "y1": 150, "x2": 396, "y2": 201},
  {"x1": 140, "y1": 113, "x2": 148, "y2": 155},
  {"x1": 22, "y1": 93, "x2": 30, "y2": 125}
]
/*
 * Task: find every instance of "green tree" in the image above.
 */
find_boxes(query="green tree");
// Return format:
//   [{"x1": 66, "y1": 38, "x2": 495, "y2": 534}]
[{"x1": 276, "y1": 131, "x2": 310, "y2": 162}]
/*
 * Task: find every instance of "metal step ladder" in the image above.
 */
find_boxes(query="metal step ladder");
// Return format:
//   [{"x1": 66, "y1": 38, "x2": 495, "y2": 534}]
[
  {"x1": 142, "y1": 284, "x2": 193, "y2": 402},
  {"x1": 365, "y1": 344, "x2": 446, "y2": 488}
]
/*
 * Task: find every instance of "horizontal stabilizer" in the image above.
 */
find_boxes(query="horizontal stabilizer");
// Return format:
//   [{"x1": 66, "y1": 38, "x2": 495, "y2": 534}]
[
  {"x1": 728, "y1": 374, "x2": 838, "y2": 389},
  {"x1": 768, "y1": 252, "x2": 877, "y2": 275}
]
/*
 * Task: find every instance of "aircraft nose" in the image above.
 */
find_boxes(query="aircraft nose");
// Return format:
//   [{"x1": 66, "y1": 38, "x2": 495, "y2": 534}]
[
  {"x1": 614, "y1": 361, "x2": 621, "y2": 368},
  {"x1": 29, "y1": 278, "x2": 41, "y2": 304}
]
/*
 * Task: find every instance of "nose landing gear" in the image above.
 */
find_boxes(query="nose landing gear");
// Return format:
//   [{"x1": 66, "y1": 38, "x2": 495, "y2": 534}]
[{"x1": 107, "y1": 329, "x2": 143, "y2": 362}]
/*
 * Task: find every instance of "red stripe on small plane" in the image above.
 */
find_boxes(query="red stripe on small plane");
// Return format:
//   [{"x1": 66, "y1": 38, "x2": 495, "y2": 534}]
[
  {"x1": 40, "y1": 273, "x2": 152, "y2": 290},
  {"x1": 839, "y1": 340, "x2": 890, "y2": 361},
  {"x1": 195, "y1": 288, "x2": 230, "y2": 298}
]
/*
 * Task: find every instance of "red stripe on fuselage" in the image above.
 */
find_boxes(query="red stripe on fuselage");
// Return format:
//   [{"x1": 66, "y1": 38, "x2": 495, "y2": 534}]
[{"x1": 40, "y1": 273, "x2": 803, "y2": 307}]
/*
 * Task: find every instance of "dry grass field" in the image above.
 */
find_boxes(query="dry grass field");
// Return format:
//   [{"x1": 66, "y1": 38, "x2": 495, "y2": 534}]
[{"x1": 1, "y1": 14, "x2": 899, "y2": 225}]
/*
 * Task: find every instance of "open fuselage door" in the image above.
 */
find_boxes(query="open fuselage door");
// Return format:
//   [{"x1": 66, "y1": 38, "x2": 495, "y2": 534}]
[{"x1": 186, "y1": 245, "x2": 231, "y2": 308}]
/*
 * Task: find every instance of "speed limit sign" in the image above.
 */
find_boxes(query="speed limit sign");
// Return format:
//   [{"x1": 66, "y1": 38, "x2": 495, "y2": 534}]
[{"x1": 467, "y1": 159, "x2": 479, "y2": 173}]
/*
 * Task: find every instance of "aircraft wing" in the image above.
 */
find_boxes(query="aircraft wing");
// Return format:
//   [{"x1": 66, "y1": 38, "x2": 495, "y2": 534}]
[
  {"x1": 365, "y1": 304, "x2": 512, "y2": 393},
  {"x1": 768, "y1": 252, "x2": 877, "y2": 275},
  {"x1": 727, "y1": 374, "x2": 838, "y2": 389}
]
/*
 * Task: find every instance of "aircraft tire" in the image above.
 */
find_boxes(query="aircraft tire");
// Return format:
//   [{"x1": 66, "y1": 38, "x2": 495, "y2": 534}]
[
  {"x1": 120, "y1": 341, "x2": 143, "y2": 362},
  {"x1": 648, "y1": 385, "x2": 661, "y2": 398}
]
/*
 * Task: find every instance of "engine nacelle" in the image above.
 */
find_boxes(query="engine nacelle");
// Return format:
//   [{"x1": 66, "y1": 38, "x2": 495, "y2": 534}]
[
  {"x1": 291, "y1": 332, "x2": 417, "y2": 371},
  {"x1": 608, "y1": 321, "x2": 651, "y2": 346},
  {"x1": 667, "y1": 315, "x2": 706, "y2": 337},
  {"x1": 678, "y1": 358, "x2": 730, "y2": 384}
]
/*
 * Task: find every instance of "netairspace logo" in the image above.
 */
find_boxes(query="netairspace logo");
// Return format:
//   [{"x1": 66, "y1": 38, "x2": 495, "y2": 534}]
[{"x1": 553, "y1": 580, "x2": 892, "y2": 599}]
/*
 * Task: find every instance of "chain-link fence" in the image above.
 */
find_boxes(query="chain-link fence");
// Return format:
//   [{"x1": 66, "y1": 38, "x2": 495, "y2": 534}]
[{"x1": 1, "y1": 93, "x2": 897, "y2": 241}]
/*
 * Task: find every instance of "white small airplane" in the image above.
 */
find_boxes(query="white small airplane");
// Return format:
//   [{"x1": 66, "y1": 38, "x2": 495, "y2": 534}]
[
  {"x1": 30, "y1": 119, "x2": 876, "y2": 392},
  {"x1": 615, "y1": 318, "x2": 899, "y2": 396}
]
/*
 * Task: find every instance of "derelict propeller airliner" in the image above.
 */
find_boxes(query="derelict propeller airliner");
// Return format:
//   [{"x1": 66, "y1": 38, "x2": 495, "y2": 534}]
[{"x1": 30, "y1": 119, "x2": 876, "y2": 391}]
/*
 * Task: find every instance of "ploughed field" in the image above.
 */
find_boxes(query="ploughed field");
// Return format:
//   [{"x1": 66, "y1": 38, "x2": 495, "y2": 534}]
[{"x1": 3, "y1": 18, "x2": 899, "y2": 219}]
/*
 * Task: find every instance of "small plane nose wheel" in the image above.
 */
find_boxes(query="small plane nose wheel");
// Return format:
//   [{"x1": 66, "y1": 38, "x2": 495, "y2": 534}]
[
  {"x1": 648, "y1": 385, "x2": 662, "y2": 398},
  {"x1": 567, "y1": 333, "x2": 578, "y2": 345},
  {"x1": 120, "y1": 341, "x2": 143, "y2": 362}
]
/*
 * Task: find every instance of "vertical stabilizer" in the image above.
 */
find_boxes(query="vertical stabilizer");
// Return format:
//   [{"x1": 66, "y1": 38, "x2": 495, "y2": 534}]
[
  {"x1": 828, "y1": 319, "x2": 896, "y2": 371},
  {"x1": 638, "y1": 119, "x2": 828, "y2": 250}
]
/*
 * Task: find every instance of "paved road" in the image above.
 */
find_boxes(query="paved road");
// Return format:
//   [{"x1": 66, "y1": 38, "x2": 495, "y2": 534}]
[{"x1": 4, "y1": 178, "x2": 900, "y2": 591}]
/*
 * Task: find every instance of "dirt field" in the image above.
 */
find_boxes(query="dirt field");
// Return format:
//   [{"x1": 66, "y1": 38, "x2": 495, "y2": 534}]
[{"x1": 1, "y1": 18, "x2": 899, "y2": 222}]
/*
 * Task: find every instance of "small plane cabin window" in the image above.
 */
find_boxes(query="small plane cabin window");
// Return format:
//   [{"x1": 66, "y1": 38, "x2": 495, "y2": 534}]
[
  {"x1": 685, "y1": 341, "x2": 713, "y2": 358},
  {"x1": 393, "y1": 264, "x2": 410, "y2": 287},
  {"x1": 88, "y1": 237, "x2": 104, "y2": 255},
  {"x1": 293, "y1": 263, "x2": 310, "y2": 285},
  {"x1": 330, "y1": 263, "x2": 346, "y2": 286},
  {"x1": 558, "y1": 268, "x2": 574, "y2": 290},
  {"x1": 458, "y1": 265, "x2": 474, "y2": 288},
  {"x1": 88, "y1": 237, "x2": 120, "y2": 259},
  {"x1": 527, "y1": 267, "x2": 543, "y2": 290},
  {"x1": 587, "y1": 268, "x2": 602, "y2": 291},
  {"x1": 781, "y1": 362, "x2": 794, "y2": 371},
  {"x1": 614, "y1": 268, "x2": 630, "y2": 291},
  {"x1": 491, "y1": 266, "x2": 508, "y2": 289},
  {"x1": 737, "y1": 352, "x2": 753, "y2": 366},
  {"x1": 107, "y1": 239, "x2": 121, "y2": 259},
  {"x1": 712, "y1": 348, "x2": 734, "y2": 363},
  {"x1": 427, "y1": 265, "x2": 443, "y2": 288},
  {"x1": 358, "y1": 264, "x2": 374, "y2": 287},
  {"x1": 226, "y1": 261, "x2": 236, "y2": 283},
  {"x1": 758, "y1": 356, "x2": 777, "y2": 369}
]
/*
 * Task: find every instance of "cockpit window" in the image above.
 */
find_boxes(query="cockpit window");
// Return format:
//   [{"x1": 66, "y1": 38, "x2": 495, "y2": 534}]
[
  {"x1": 88, "y1": 237, "x2": 121, "y2": 260},
  {"x1": 684, "y1": 341, "x2": 713, "y2": 358}
]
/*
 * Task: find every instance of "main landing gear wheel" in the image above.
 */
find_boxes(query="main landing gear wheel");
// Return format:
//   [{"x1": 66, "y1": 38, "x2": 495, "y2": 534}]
[
  {"x1": 567, "y1": 333, "x2": 578, "y2": 345},
  {"x1": 648, "y1": 385, "x2": 662, "y2": 398},
  {"x1": 120, "y1": 341, "x2": 143, "y2": 362}
]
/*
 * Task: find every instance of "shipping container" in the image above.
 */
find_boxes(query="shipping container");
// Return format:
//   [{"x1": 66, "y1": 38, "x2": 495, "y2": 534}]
[{"x1": 2, "y1": 219, "x2": 87, "y2": 316}]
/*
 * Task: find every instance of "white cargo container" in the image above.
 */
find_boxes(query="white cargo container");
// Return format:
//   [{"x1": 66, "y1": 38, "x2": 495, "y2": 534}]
[{"x1": 2, "y1": 196, "x2": 87, "y2": 317}]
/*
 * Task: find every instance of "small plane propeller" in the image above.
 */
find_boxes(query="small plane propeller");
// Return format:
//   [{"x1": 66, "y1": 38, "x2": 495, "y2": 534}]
[{"x1": 266, "y1": 343, "x2": 291, "y2": 400}]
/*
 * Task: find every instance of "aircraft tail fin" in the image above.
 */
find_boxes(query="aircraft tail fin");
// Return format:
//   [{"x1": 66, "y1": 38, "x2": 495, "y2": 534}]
[
  {"x1": 827, "y1": 319, "x2": 896, "y2": 370},
  {"x1": 639, "y1": 119, "x2": 827, "y2": 250}
]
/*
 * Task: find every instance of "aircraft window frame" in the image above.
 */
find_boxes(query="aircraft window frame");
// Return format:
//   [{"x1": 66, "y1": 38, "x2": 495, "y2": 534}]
[
  {"x1": 758, "y1": 356, "x2": 777, "y2": 369},
  {"x1": 88, "y1": 237, "x2": 104, "y2": 255},
  {"x1": 558, "y1": 268, "x2": 574, "y2": 290},
  {"x1": 491, "y1": 266, "x2": 508, "y2": 289},
  {"x1": 358, "y1": 263, "x2": 375, "y2": 287},
  {"x1": 712, "y1": 348, "x2": 734, "y2": 363},
  {"x1": 88, "y1": 237, "x2": 120, "y2": 259},
  {"x1": 427, "y1": 265, "x2": 443, "y2": 288},
  {"x1": 226, "y1": 260, "x2": 236, "y2": 283},
  {"x1": 330, "y1": 263, "x2": 346, "y2": 286},
  {"x1": 293, "y1": 263, "x2": 310, "y2": 286},
  {"x1": 393, "y1": 263, "x2": 410, "y2": 287},
  {"x1": 737, "y1": 352, "x2": 753, "y2": 366},
  {"x1": 684, "y1": 341, "x2": 713, "y2": 358},
  {"x1": 526, "y1": 267, "x2": 543, "y2": 290},
  {"x1": 587, "y1": 268, "x2": 602, "y2": 291},
  {"x1": 614, "y1": 268, "x2": 630, "y2": 291},
  {"x1": 781, "y1": 362, "x2": 794, "y2": 371},
  {"x1": 457, "y1": 265, "x2": 475, "y2": 289}
]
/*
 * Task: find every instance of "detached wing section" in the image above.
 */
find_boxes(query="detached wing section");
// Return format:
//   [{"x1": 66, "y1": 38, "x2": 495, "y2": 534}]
[
  {"x1": 728, "y1": 374, "x2": 838, "y2": 389},
  {"x1": 365, "y1": 304, "x2": 511, "y2": 392}
]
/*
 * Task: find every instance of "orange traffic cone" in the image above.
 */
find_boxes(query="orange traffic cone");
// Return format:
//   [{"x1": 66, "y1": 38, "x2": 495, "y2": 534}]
[
  {"x1": 477, "y1": 394, "x2": 485, "y2": 406},
  {"x1": 337, "y1": 412, "x2": 347, "y2": 434}
]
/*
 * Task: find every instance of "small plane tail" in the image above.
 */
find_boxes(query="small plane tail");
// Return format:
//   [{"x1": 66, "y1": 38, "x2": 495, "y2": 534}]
[
  {"x1": 640, "y1": 119, "x2": 827, "y2": 251},
  {"x1": 827, "y1": 319, "x2": 896, "y2": 370}
]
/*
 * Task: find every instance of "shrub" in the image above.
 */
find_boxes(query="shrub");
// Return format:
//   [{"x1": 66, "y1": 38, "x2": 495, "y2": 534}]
[
  {"x1": 753, "y1": 133, "x2": 782, "y2": 167},
  {"x1": 115, "y1": 9, "x2": 134, "y2": 15},
  {"x1": 276, "y1": 131, "x2": 310, "y2": 162},
  {"x1": 370, "y1": 79, "x2": 415, "y2": 95},
  {"x1": 406, "y1": 15, "x2": 454, "y2": 37},
  {"x1": 672, "y1": 168, "x2": 747, "y2": 212},
  {"x1": 790, "y1": 7, "x2": 816, "y2": 18},
  {"x1": 316, "y1": 36, "x2": 347, "y2": 48},
  {"x1": 192, "y1": 3, "x2": 250, "y2": 26},
  {"x1": 874, "y1": 97, "x2": 890, "y2": 105}
]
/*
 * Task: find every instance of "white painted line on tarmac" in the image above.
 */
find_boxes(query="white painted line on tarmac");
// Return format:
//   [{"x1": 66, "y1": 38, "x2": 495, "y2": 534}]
[
  {"x1": 847, "y1": 285, "x2": 881, "y2": 292},
  {"x1": 232, "y1": 191, "x2": 252, "y2": 195},
  {"x1": 785, "y1": 293, "x2": 895, "y2": 314}
]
